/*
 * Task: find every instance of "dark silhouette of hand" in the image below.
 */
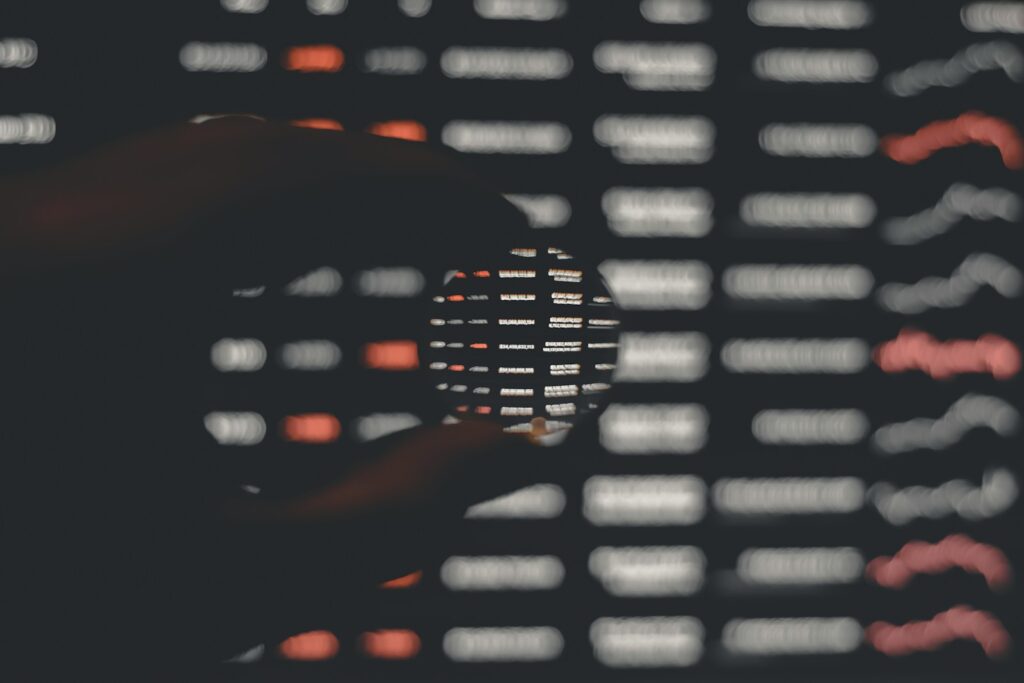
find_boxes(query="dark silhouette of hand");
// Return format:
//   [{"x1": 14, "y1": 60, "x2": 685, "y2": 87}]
[{"x1": 0, "y1": 119, "x2": 549, "y2": 676}]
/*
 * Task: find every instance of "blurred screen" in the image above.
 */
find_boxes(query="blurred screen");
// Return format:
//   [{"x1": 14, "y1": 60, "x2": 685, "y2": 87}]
[{"x1": 2, "y1": 0, "x2": 1022, "y2": 680}]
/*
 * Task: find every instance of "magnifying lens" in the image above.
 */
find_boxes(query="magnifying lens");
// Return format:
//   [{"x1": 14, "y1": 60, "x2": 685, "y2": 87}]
[{"x1": 423, "y1": 245, "x2": 620, "y2": 445}]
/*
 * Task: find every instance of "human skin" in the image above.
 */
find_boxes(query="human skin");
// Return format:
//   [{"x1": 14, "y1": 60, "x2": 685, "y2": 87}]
[{"x1": 0, "y1": 119, "x2": 553, "y2": 676}]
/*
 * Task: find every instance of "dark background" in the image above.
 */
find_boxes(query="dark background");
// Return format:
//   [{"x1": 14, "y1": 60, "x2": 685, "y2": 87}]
[{"x1": 1, "y1": 0, "x2": 1021, "y2": 680}]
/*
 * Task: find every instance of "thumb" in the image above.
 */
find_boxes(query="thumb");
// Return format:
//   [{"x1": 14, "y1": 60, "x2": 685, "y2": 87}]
[{"x1": 222, "y1": 420, "x2": 541, "y2": 526}]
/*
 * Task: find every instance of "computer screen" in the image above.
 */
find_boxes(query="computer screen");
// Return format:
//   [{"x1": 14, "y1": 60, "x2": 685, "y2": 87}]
[{"x1": 2, "y1": 1, "x2": 1021, "y2": 680}]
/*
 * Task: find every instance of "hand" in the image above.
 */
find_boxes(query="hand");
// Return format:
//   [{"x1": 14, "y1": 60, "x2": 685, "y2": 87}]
[{"x1": 0, "y1": 119, "x2": 550, "y2": 675}]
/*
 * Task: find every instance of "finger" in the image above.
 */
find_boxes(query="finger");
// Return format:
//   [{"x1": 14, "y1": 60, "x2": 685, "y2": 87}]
[{"x1": 221, "y1": 420, "x2": 536, "y2": 525}]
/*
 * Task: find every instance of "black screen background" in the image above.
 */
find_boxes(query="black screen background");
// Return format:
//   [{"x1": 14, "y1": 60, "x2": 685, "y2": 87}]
[{"x1": 2, "y1": 1, "x2": 1022, "y2": 680}]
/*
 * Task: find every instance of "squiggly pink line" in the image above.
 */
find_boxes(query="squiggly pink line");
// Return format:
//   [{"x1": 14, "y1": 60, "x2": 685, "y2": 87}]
[
  {"x1": 881, "y1": 112, "x2": 1024, "y2": 169},
  {"x1": 866, "y1": 605, "x2": 1011, "y2": 658},
  {"x1": 866, "y1": 534, "x2": 1012, "y2": 590},
  {"x1": 874, "y1": 328, "x2": 1020, "y2": 379}
]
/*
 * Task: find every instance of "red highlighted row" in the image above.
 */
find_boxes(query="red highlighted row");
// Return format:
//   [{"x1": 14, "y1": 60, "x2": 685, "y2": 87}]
[
  {"x1": 291, "y1": 117, "x2": 344, "y2": 131},
  {"x1": 278, "y1": 629, "x2": 421, "y2": 661},
  {"x1": 455, "y1": 405, "x2": 493, "y2": 415},
  {"x1": 379, "y1": 570, "x2": 423, "y2": 589},
  {"x1": 874, "y1": 328, "x2": 1020, "y2": 380},
  {"x1": 284, "y1": 45, "x2": 345, "y2": 73},
  {"x1": 290, "y1": 117, "x2": 427, "y2": 142},
  {"x1": 866, "y1": 534, "x2": 1012, "y2": 591},
  {"x1": 865, "y1": 605, "x2": 1010, "y2": 658},
  {"x1": 881, "y1": 111, "x2": 1024, "y2": 170},
  {"x1": 451, "y1": 270, "x2": 492, "y2": 279},
  {"x1": 368, "y1": 120, "x2": 427, "y2": 142},
  {"x1": 363, "y1": 340, "x2": 420, "y2": 370},
  {"x1": 281, "y1": 413, "x2": 342, "y2": 444}
]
